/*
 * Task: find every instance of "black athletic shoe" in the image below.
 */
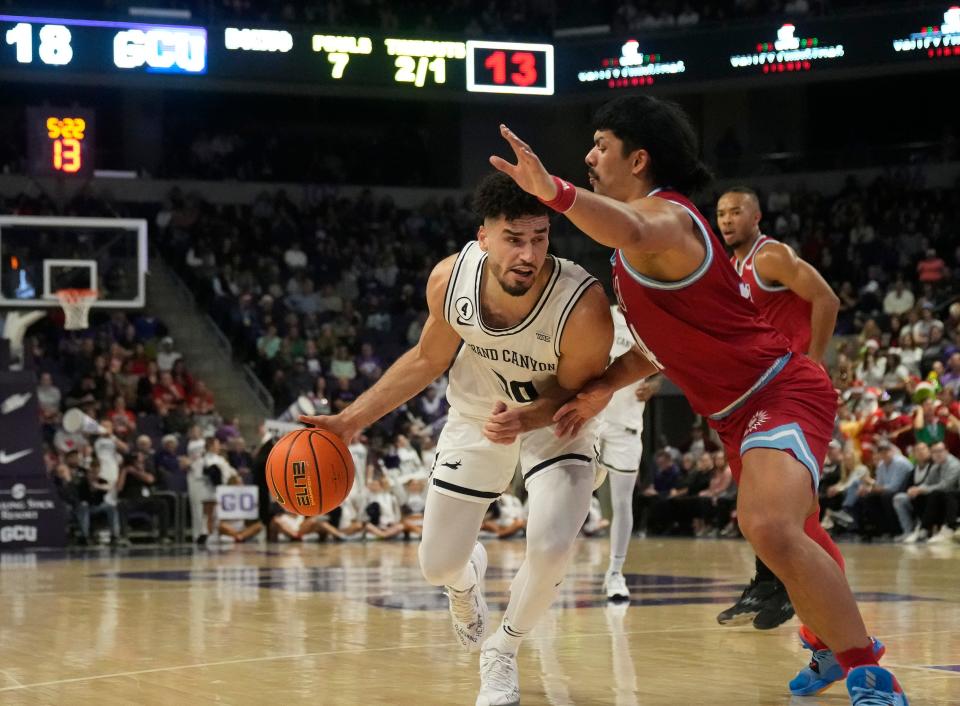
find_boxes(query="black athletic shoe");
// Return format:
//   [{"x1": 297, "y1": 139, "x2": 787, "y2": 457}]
[
  {"x1": 752, "y1": 582, "x2": 795, "y2": 630},
  {"x1": 716, "y1": 578, "x2": 779, "y2": 625}
]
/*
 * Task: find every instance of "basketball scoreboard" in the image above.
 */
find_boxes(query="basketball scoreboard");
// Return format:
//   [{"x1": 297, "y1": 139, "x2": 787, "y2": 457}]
[
  {"x1": 0, "y1": 6, "x2": 954, "y2": 97},
  {"x1": 0, "y1": 13, "x2": 553, "y2": 95}
]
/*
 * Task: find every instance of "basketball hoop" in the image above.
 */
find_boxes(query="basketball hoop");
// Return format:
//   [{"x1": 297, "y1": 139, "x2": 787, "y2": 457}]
[{"x1": 55, "y1": 288, "x2": 98, "y2": 330}]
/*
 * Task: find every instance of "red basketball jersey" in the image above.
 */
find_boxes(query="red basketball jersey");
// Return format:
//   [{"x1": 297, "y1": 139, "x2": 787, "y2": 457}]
[
  {"x1": 732, "y1": 235, "x2": 813, "y2": 355},
  {"x1": 611, "y1": 189, "x2": 793, "y2": 418}
]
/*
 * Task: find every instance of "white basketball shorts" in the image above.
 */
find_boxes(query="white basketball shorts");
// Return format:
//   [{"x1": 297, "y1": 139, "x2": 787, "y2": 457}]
[{"x1": 430, "y1": 408, "x2": 596, "y2": 504}]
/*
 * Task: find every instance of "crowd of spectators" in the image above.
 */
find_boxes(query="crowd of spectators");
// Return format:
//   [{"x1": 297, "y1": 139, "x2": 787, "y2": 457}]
[
  {"x1": 4, "y1": 159, "x2": 959, "y2": 547},
  {"x1": 14, "y1": 305, "x2": 250, "y2": 545}
]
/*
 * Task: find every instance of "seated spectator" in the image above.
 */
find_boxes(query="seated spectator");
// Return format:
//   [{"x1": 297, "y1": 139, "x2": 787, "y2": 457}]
[
  {"x1": 226, "y1": 436, "x2": 253, "y2": 479},
  {"x1": 156, "y1": 336, "x2": 182, "y2": 373},
  {"x1": 900, "y1": 441, "x2": 960, "y2": 544},
  {"x1": 117, "y1": 451, "x2": 172, "y2": 543},
  {"x1": 77, "y1": 460, "x2": 125, "y2": 546},
  {"x1": 36, "y1": 372, "x2": 62, "y2": 421},
  {"x1": 481, "y1": 493, "x2": 527, "y2": 539},
  {"x1": 257, "y1": 324, "x2": 282, "y2": 363},
  {"x1": 306, "y1": 377, "x2": 332, "y2": 416},
  {"x1": 106, "y1": 394, "x2": 137, "y2": 437},
  {"x1": 330, "y1": 345, "x2": 357, "y2": 381},
  {"x1": 171, "y1": 359, "x2": 196, "y2": 397},
  {"x1": 188, "y1": 380, "x2": 216, "y2": 414},
  {"x1": 694, "y1": 450, "x2": 735, "y2": 536},
  {"x1": 854, "y1": 440, "x2": 913, "y2": 538},
  {"x1": 581, "y1": 495, "x2": 611, "y2": 536},
  {"x1": 883, "y1": 279, "x2": 915, "y2": 317},
  {"x1": 823, "y1": 448, "x2": 872, "y2": 531},
  {"x1": 917, "y1": 248, "x2": 947, "y2": 286},
  {"x1": 269, "y1": 509, "x2": 345, "y2": 541},
  {"x1": 639, "y1": 450, "x2": 686, "y2": 535},
  {"x1": 355, "y1": 342, "x2": 383, "y2": 382},
  {"x1": 363, "y1": 476, "x2": 404, "y2": 539},
  {"x1": 153, "y1": 370, "x2": 186, "y2": 409},
  {"x1": 155, "y1": 434, "x2": 188, "y2": 492}
]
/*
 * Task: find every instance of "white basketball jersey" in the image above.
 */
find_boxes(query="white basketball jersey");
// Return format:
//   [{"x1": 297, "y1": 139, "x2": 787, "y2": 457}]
[
  {"x1": 601, "y1": 305, "x2": 647, "y2": 430},
  {"x1": 443, "y1": 241, "x2": 597, "y2": 420}
]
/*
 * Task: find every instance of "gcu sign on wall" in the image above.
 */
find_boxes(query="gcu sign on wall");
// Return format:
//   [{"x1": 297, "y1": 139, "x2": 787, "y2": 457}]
[{"x1": 0, "y1": 371, "x2": 65, "y2": 549}]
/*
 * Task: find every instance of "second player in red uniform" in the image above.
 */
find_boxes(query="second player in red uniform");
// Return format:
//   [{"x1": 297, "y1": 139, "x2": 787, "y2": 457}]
[
  {"x1": 714, "y1": 186, "x2": 840, "y2": 631},
  {"x1": 489, "y1": 96, "x2": 908, "y2": 705}
]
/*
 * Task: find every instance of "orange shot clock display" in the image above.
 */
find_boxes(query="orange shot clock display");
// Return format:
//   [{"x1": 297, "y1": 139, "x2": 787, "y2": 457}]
[
  {"x1": 26, "y1": 107, "x2": 94, "y2": 177},
  {"x1": 46, "y1": 116, "x2": 86, "y2": 173}
]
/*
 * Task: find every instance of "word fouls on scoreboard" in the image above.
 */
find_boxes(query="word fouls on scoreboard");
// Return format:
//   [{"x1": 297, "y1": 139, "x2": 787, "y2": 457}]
[{"x1": 311, "y1": 33, "x2": 465, "y2": 87}]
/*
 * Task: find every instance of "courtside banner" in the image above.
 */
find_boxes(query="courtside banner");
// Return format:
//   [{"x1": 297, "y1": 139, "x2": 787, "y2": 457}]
[
  {"x1": 0, "y1": 371, "x2": 66, "y2": 548},
  {"x1": 217, "y1": 485, "x2": 259, "y2": 521}
]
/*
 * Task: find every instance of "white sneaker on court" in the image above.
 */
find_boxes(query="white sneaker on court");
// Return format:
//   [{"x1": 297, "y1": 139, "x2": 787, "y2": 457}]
[
  {"x1": 476, "y1": 646, "x2": 520, "y2": 706},
  {"x1": 927, "y1": 526, "x2": 953, "y2": 544},
  {"x1": 603, "y1": 570, "x2": 630, "y2": 601},
  {"x1": 901, "y1": 526, "x2": 927, "y2": 544},
  {"x1": 446, "y1": 542, "x2": 489, "y2": 652}
]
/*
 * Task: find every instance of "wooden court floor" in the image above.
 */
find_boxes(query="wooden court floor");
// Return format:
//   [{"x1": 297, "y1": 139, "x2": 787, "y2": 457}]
[{"x1": 1, "y1": 537, "x2": 958, "y2": 705}]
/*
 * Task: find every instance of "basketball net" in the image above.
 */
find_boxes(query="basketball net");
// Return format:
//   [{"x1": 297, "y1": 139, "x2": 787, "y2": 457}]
[{"x1": 55, "y1": 289, "x2": 98, "y2": 330}]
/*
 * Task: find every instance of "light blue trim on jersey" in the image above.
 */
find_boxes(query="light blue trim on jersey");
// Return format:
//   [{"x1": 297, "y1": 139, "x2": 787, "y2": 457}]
[
  {"x1": 740, "y1": 422, "x2": 820, "y2": 491},
  {"x1": 750, "y1": 239, "x2": 789, "y2": 293},
  {"x1": 615, "y1": 197, "x2": 714, "y2": 291},
  {"x1": 708, "y1": 352, "x2": 792, "y2": 421}
]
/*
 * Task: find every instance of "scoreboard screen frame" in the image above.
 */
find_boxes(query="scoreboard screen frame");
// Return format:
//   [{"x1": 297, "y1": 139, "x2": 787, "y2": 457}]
[{"x1": 466, "y1": 40, "x2": 555, "y2": 95}]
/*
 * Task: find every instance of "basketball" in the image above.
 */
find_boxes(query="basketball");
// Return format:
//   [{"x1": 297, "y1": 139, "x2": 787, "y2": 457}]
[{"x1": 266, "y1": 428, "x2": 355, "y2": 517}]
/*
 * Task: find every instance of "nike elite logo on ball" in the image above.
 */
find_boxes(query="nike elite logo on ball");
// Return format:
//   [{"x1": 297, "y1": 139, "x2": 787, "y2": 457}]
[
  {"x1": 0, "y1": 449, "x2": 32, "y2": 464},
  {"x1": 1, "y1": 393, "x2": 32, "y2": 415}
]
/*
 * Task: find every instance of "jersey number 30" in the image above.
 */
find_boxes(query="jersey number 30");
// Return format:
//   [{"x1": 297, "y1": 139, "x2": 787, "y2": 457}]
[{"x1": 492, "y1": 370, "x2": 539, "y2": 403}]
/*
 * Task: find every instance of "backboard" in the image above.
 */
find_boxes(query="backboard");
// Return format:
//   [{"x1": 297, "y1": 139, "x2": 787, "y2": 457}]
[{"x1": 0, "y1": 216, "x2": 147, "y2": 309}]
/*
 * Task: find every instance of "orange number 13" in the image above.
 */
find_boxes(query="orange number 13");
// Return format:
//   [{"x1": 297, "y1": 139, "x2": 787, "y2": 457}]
[{"x1": 53, "y1": 138, "x2": 81, "y2": 173}]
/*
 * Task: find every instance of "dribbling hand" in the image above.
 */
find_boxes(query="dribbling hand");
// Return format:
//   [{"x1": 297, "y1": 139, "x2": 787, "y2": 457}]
[
  {"x1": 298, "y1": 413, "x2": 360, "y2": 444},
  {"x1": 489, "y1": 124, "x2": 558, "y2": 201},
  {"x1": 552, "y1": 380, "x2": 614, "y2": 438}
]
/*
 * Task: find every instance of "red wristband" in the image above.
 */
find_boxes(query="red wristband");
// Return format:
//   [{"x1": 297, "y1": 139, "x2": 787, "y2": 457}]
[{"x1": 538, "y1": 175, "x2": 577, "y2": 213}]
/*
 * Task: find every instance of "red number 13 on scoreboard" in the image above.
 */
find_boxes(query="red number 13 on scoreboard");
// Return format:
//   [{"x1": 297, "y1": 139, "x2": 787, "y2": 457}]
[{"x1": 483, "y1": 50, "x2": 537, "y2": 87}]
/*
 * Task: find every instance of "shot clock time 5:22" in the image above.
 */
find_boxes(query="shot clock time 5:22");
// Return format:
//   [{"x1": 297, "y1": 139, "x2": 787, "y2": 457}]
[{"x1": 26, "y1": 107, "x2": 95, "y2": 177}]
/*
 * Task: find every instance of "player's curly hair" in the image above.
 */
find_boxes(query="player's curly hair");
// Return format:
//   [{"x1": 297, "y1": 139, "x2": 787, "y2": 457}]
[
  {"x1": 593, "y1": 95, "x2": 713, "y2": 195},
  {"x1": 473, "y1": 172, "x2": 550, "y2": 223}
]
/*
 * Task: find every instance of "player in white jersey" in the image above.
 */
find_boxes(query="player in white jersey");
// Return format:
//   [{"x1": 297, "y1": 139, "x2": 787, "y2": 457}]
[
  {"x1": 301, "y1": 173, "x2": 612, "y2": 706},
  {"x1": 595, "y1": 305, "x2": 660, "y2": 600}
]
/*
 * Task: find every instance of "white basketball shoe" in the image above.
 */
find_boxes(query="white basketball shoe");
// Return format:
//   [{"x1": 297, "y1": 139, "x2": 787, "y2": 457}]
[
  {"x1": 476, "y1": 645, "x2": 521, "y2": 706},
  {"x1": 446, "y1": 542, "x2": 489, "y2": 652},
  {"x1": 603, "y1": 570, "x2": 630, "y2": 601}
]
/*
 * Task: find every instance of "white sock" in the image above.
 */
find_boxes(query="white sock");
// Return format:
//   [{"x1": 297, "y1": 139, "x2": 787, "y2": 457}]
[
  {"x1": 485, "y1": 619, "x2": 525, "y2": 655},
  {"x1": 608, "y1": 471, "x2": 638, "y2": 575},
  {"x1": 608, "y1": 555, "x2": 626, "y2": 575}
]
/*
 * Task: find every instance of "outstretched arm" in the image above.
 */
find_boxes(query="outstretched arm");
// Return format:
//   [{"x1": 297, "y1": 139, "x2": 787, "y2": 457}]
[
  {"x1": 553, "y1": 346, "x2": 660, "y2": 437},
  {"x1": 483, "y1": 284, "x2": 613, "y2": 443},
  {"x1": 753, "y1": 242, "x2": 839, "y2": 364},
  {"x1": 490, "y1": 124, "x2": 688, "y2": 254},
  {"x1": 300, "y1": 256, "x2": 462, "y2": 441}
]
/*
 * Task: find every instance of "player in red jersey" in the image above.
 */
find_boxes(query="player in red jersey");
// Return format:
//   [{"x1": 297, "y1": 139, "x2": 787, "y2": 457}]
[
  {"x1": 714, "y1": 186, "x2": 840, "y2": 631},
  {"x1": 489, "y1": 96, "x2": 907, "y2": 705}
]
